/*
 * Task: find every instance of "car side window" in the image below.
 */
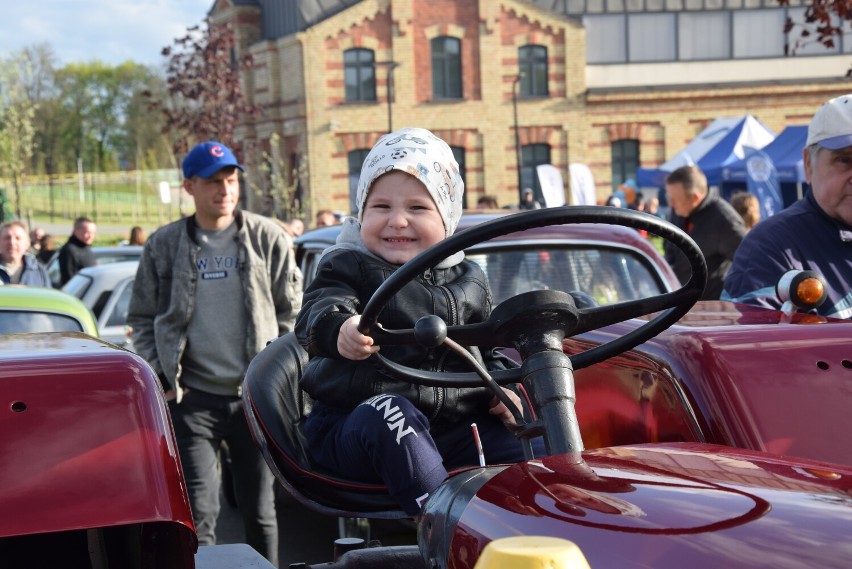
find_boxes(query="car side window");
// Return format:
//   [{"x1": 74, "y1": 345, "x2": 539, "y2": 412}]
[
  {"x1": 105, "y1": 279, "x2": 134, "y2": 328},
  {"x1": 300, "y1": 249, "x2": 325, "y2": 286}
]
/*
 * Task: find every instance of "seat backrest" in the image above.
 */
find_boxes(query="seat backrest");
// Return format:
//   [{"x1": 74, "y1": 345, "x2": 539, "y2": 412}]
[{"x1": 242, "y1": 333, "x2": 407, "y2": 518}]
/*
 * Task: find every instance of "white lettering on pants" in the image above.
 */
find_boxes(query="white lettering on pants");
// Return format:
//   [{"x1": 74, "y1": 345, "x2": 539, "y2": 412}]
[{"x1": 363, "y1": 394, "x2": 418, "y2": 445}]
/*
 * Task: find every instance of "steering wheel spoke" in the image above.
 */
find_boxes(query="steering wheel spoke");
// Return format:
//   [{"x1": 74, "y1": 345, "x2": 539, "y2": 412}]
[
  {"x1": 573, "y1": 290, "x2": 695, "y2": 336},
  {"x1": 372, "y1": 353, "x2": 522, "y2": 386}
]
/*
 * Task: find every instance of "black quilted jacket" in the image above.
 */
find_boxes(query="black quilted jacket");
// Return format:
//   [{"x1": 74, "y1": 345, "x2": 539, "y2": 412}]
[{"x1": 295, "y1": 248, "x2": 512, "y2": 432}]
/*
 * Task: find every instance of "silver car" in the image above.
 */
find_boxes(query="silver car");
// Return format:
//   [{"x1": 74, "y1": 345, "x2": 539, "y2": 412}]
[{"x1": 62, "y1": 260, "x2": 138, "y2": 349}]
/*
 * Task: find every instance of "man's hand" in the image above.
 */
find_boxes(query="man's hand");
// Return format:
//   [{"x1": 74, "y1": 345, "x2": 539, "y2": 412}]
[
  {"x1": 163, "y1": 387, "x2": 189, "y2": 401},
  {"x1": 489, "y1": 388, "x2": 522, "y2": 427},
  {"x1": 337, "y1": 315, "x2": 380, "y2": 360}
]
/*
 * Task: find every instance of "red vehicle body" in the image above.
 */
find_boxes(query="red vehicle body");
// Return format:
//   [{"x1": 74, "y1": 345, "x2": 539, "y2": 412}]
[
  {"x1": 246, "y1": 207, "x2": 852, "y2": 568},
  {"x1": 0, "y1": 333, "x2": 273, "y2": 569},
  {"x1": 422, "y1": 444, "x2": 852, "y2": 568},
  {"x1": 568, "y1": 302, "x2": 852, "y2": 466}
]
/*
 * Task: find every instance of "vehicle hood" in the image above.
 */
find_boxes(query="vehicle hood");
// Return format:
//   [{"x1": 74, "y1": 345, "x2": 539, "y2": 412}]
[{"x1": 422, "y1": 442, "x2": 852, "y2": 568}]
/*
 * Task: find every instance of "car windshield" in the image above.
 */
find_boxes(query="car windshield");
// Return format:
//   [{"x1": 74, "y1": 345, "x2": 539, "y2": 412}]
[
  {"x1": 0, "y1": 311, "x2": 85, "y2": 333},
  {"x1": 466, "y1": 244, "x2": 665, "y2": 306}
]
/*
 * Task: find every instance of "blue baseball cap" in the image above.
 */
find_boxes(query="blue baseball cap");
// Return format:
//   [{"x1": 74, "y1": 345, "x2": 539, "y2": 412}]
[{"x1": 182, "y1": 141, "x2": 244, "y2": 179}]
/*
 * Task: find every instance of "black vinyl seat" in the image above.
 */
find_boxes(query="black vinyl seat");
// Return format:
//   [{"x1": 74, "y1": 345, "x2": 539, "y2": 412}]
[{"x1": 242, "y1": 333, "x2": 408, "y2": 519}]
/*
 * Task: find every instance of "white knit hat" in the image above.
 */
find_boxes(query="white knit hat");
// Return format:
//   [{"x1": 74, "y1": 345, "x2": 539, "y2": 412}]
[{"x1": 356, "y1": 127, "x2": 464, "y2": 238}]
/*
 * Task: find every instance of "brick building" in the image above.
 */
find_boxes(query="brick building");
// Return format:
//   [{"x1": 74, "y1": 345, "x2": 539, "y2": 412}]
[{"x1": 208, "y1": 0, "x2": 851, "y2": 220}]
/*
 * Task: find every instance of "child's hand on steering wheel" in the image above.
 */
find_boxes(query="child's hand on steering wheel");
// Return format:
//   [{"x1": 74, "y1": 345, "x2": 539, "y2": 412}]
[{"x1": 338, "y1": 315, "x2": 381, "y2": 360}]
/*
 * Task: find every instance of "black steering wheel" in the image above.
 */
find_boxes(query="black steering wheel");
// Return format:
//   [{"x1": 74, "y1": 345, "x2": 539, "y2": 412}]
[{"x1": 359, "y1": 206, "x2": 706, "y2": 389}]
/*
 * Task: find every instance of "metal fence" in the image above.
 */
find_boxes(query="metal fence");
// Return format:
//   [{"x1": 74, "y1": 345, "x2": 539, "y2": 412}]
[{"x1": 6, "y1": 169, "x2": 187, "y2": 227}]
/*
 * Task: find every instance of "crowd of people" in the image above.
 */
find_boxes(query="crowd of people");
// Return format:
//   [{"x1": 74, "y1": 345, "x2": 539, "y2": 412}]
[{"x1": 1, "y1": 93, "x2": 850, "y2": 566}]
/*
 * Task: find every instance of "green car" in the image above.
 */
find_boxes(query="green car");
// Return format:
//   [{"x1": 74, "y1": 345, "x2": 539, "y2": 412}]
[{"x1": 0, "y1": 285, "x2": 99, "y2": 336}]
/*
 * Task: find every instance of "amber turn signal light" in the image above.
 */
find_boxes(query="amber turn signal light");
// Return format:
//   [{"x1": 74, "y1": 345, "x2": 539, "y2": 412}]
[{"x1": 777, "y1": 270, "x2": 828, "y2": 310}]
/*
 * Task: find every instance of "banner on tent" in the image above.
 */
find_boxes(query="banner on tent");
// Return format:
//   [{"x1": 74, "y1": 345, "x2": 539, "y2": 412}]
[{"x1": 745, "y1": 150, "x2": 783, "y2": 219}]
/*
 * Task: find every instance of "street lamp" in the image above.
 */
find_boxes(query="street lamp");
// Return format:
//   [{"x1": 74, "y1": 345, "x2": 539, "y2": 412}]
[
  {"x1": 376, "y1": 61, "x2": 400, "y2": 133},
  {"x1": 512, "y1": 73, "x2": 524, "y2": 199}
]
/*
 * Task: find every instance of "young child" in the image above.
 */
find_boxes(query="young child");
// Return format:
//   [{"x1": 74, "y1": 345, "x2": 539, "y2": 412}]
[{"x1": 295, "y1": 127, "x2": 539, "y2": 515}]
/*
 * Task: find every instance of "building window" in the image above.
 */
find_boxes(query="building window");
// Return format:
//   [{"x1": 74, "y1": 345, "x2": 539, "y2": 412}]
[
  {"x1": 679, "y1": 11, "x2": 731, "y2": 60},
  {"x1": 584, "y1": 15, "x2": 627, "y2": 63},
  {"x1": 611, "y1": 140, "x2": 639, "y2": 190},
  {"x1": 519, "y1": 45, "x2": 549, "y2": 97},
  {"x1": 786, "y1": 7, "x2": 841, "y2": 55},
  {"x1": 520, "y1": 144, "x2": 551, "y2": 202},
  {"x1": 431, "y1": 36, "x2": 462, "y2": 99},
  {"x1": 348, "y1": 149, "x2": 371, "y2": 214},
  {"x1": 585, "y1": 8, "x2": 831, "y2": 63},
  {"x1": 344, "y1": 48, "x2": 376, "y2": 103},
  {"x1": 629, "y1": 13, "x2": 676, "y2": 61},
  {"x1": 733, "y1": 9, "x2": 785, "y2": 58},
  {"x1": 450, "y1": 146, "x2": 468, "y2": 209}
]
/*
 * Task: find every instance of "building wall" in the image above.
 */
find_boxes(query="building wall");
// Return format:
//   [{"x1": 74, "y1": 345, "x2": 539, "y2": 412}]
[{"x1": 216, "y1": 0, "x2": 851, "y2": 221}]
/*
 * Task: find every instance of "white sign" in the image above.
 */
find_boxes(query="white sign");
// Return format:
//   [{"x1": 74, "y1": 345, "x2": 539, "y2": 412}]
[
  {"x1": 159, "y1": 181, "x2": 172, "y2": 204},
  {"x1": 568, "y1": 164, "x2": 596, "y2": 206},
  {"x1": 536, "y1": 164, "x2": 566, "y2": 207}
]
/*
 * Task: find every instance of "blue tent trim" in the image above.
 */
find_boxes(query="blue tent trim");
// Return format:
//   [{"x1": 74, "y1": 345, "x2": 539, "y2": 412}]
[{"x1": 721, "y1": 125, "x2": 808, "y2": 184}]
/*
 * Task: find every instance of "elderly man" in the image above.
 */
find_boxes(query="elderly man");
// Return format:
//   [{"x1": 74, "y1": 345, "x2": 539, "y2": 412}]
[
  {"x1": 0, "y1": 221, "x2": 51, "y2": 286},
  {"x1": 723, "y1": 94, "x2": 852, "y2": 319},
  {"x1": 663, "y1": 165, "x2": 746, "y2": 300}
]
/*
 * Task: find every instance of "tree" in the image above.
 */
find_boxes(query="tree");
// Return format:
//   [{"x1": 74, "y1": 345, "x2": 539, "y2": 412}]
[
  {"x1": 781, "y1": 0, "x2": 852, "y2": 65},
  {"x1": 147, "y1": 19, "x2": 262, "y2": 164},
  {"x1": 123, "y1": 73, "x2": 172, "y2": 170},
  {"x1": 0, "y1": 51, "x2": 38, "y2": 219},
  {"x1": 55, "y1": 61, "x2": 156, "y2": 172},
  {"x1": 251, "y1": 133, "x2": 309, "y2": 222}
]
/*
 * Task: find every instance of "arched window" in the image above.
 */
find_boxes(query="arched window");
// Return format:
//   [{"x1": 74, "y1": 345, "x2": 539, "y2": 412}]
[
  {"x1": 348, "y1": 149, "x2": 371, "y2": 214},
  {"x1": 518, "y1": 45, "x2": 548, "y2": 97},
  {"x1": 450, "y1": 145, "x2": 468, "y2": 210},
  {"x1": 344, "y1": 48, "x2": 376, "y2": 102},
  {"x1": 611, "y1": 140, "x2": 639, "y2": 190},
  {"x1": 520, "y1": 143, "x2": 551, "y2": 204},
  {"x1": 431, "y1": 36, "x2": 462, "y2": 99}
]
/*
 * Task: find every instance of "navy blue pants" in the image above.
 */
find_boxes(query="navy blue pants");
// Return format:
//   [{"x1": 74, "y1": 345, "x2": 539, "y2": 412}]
[
  {"x1": 169, "y1": 389, "x2": 278, "y2": 565},
  {"x1": 305, "y1": 394, "x2": 544, "y2": 515}
]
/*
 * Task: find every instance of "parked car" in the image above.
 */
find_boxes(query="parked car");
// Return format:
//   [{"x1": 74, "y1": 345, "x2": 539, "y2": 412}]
[
  {"x1": 0, "y1": 333, "x2": 274, "y2": 568},
  {"x1": 63, "y1": 261, "x2": 138, "y2": 349},
  {"x1": 46, "y1": 245, "x2": 143, "y2": 289},
  {"x1": 294, "y1": 212, "x2": 679, "y2": 306},
  {"x1": 0, "y1": 285, "x2": 98, "y2": 336},
  {"x1": 247, "y1": 206, "x2": 852, "y2": 568}
]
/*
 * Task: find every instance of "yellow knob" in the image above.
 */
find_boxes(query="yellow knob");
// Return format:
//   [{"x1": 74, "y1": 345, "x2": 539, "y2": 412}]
[{"x1": 473, "y1": 536, "x2": 591, "y2": 569}]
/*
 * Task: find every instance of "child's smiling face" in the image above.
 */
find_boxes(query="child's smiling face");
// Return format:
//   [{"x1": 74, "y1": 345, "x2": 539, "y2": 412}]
[{"x1": 360, "y1": 171, "x2": 446, "y2": 265}]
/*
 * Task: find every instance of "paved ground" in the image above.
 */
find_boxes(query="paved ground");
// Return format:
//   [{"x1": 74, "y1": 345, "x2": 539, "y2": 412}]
[
  {"x1": 216, "y1": 488, "x2": 417, "y2": 568},
  {"x1": 215, "y1": 489, "x2": 338, "y2": 567}
]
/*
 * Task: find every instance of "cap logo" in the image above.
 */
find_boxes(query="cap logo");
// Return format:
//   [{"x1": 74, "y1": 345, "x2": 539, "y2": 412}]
[{"x1": 211, "y1": 146, "x2": 225, "y2": 157}]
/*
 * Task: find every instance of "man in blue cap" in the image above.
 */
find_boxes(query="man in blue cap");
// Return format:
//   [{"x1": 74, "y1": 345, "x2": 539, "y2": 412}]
[
  {"x1": 723, "y1": 94, "x2": 852, "y2": 319},
  {"x1": 128, "y1": 141, "x2": 303, "y2": 563}
]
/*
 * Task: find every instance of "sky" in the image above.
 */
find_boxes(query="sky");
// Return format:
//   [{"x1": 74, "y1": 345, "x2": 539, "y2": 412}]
[{"x1": 2, "y1": 0, "x2": 215, "y2": 68}]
